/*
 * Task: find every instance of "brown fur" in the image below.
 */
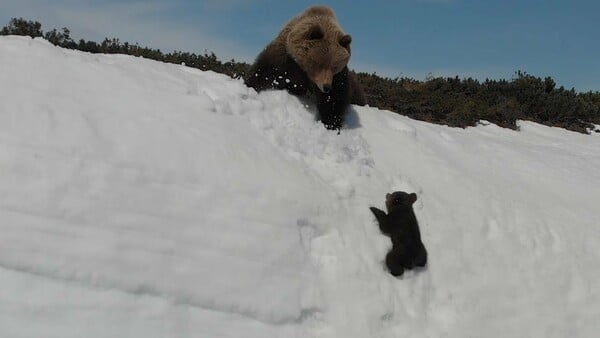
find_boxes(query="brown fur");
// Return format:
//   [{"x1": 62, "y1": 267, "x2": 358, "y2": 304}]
[{"x1": 245, "y1": 6, "x2": 366, "y2": 130}]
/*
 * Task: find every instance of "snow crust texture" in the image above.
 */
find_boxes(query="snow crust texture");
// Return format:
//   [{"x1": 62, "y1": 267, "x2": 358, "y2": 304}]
[{"x1": 1, "y1": 36, "x2": 599, "y2": 338}]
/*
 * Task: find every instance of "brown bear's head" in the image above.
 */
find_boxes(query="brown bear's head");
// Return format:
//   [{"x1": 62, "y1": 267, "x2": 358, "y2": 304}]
[{"x1": 286, "y1": 7, "x2": 352, "y2": 93}]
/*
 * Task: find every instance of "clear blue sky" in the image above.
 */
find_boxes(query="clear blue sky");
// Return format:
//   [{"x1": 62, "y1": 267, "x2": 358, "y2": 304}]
[{"x1": 2, "y1": 0, "x2": 599, "y2": 91}]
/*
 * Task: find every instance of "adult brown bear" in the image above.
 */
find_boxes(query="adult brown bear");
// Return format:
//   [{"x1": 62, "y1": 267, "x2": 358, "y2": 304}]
[{"x1": 245, "y1": 6, "x2": 366, "y2": 131}]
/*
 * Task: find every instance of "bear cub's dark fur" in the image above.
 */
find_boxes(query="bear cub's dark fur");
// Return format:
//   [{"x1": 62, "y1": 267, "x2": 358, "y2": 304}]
[{"x1": 370, "y1": 191, "x2": 428, "y2": 277}]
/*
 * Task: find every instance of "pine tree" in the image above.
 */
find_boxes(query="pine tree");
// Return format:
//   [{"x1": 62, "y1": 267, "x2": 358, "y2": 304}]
[{"x1": 0, "y1": 18, "x2": 43, "y2": 37}]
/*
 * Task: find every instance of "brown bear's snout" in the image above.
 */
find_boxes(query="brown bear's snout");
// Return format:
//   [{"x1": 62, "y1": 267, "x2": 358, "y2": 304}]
[
  {"x1": 311, "y1": 69, "x2": 334, "y2": 93},
  {"x1": 316, "y1": 83, "x2": 332, "y2": 93}
]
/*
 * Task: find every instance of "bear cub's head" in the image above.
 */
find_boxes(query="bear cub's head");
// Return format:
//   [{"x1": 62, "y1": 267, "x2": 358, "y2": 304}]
[
  {"x1": 286, "y1": 7, "x2": 352, "y2": 94},
  {"x1": 385, "y1": 191, "x2": 418, "y2": 213}
]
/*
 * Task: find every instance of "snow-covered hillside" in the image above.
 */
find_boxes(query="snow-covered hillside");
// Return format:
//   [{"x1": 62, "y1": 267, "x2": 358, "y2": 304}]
[{"x1": 1, "y1": 36, "x2": 599, "y2": 338}]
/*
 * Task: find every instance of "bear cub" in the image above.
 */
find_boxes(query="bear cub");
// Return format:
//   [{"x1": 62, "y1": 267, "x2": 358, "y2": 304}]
[
  {"x1": 245, "y1": 6, "x2": 366, "y2": 131},
  {"x1": 370, "y1": 191, "x2": 428, "y2": 277}
]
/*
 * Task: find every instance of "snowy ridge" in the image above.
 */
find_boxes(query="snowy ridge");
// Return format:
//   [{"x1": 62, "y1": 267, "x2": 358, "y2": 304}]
[{"x1": 1, "y1": 36, "x2": 600, "y2": 338}]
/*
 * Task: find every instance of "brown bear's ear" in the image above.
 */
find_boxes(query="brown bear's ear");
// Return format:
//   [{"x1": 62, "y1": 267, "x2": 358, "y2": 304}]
[
  {"x1": 308, "y1": 26, "x2": 324, "y2": 40},
  {"x1": 339, "y1": 34, "x2": 352, "y2": 48},
  {"x1": 408, "y1": 193, "x2": 417, "y2": 205}
]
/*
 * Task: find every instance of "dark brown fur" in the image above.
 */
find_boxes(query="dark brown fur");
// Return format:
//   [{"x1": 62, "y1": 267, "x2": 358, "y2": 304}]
[
  {"x1": 370, "y1": 191, "x2": 428, "y2": 277},
  {"x1": 245, "y1": 6, "x2": 366, "y2": 131}
]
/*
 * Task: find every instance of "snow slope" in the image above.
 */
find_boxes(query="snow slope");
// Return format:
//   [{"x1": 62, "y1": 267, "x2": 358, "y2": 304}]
[{"x1": 1, "y1": 36, "x2": 599, "y2": 338}]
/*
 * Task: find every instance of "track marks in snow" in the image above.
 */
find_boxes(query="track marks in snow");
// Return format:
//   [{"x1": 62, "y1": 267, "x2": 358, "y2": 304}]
[{"x1": 235, "y1": 91, "x2": 438, "y2": 337}]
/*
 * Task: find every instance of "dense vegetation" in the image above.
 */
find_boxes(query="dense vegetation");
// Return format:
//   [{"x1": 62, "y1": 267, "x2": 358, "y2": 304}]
[{"x1": 2, "y1": 18, "x2": 599, "y2": 133}]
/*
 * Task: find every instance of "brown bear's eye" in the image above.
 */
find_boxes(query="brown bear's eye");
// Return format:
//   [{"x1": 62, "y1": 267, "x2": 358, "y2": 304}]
[
  {"x1": 308, "y1": 27, "x2": 324, "y2": 40},
  {"x1": 339, "y1": 34, "x2": 352, "y2": 47}
]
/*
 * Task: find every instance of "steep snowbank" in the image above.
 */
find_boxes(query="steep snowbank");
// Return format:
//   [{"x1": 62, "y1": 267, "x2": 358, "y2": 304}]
[{"x1": 1, "y1": 36, "x2": 599, "y2": 338}]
